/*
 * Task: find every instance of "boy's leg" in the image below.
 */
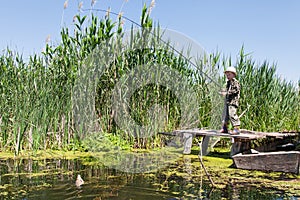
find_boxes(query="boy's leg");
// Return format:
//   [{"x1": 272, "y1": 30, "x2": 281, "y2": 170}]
[
  {"x1": 220, "y1": 104, "x2": 229, "y2": 133},
  {"x1": 220, "y1": 122, "x2": 229, "y2": 133},
  {"x1": 228, "y1": 105, "x2": 240, "y2": 134}
]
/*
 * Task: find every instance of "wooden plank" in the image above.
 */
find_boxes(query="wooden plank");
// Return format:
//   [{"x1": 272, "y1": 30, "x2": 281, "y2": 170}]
[
  {"x1": 232, "y1": 151, "x2": 300, "y2": 174},
  {"x1": 159, "y1": 129, "x2": 298, "y2": 156},
  {"x1": 174, "y1": 129, "x2": 260, "y2": 139},
  {"x1": 240, "y1": 129, "x2": 298, "y2": 138},
  {"x1": 160, "y1": 129, "x2": 298, "y2": 140},
  {"x1": 182, "y1": 133, "x2": 193, "y2": 154}
]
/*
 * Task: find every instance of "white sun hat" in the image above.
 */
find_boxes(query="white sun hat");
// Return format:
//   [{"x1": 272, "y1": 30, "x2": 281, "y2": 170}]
[{"x1": 224, "y1": 66, "x2": 237, "y2": 75}]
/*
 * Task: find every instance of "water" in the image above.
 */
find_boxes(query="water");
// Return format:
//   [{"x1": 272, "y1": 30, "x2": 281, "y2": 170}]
[{"x1": 0, "y1": 156, "x2": 298, "y2": 199}]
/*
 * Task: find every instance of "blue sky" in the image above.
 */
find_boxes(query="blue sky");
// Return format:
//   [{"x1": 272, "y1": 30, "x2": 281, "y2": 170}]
[{"x1": 1, "y1": 0, "x2": 299, "y2": 83}]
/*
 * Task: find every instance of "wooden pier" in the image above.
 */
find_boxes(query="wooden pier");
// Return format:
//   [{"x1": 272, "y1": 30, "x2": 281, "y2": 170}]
[
  {"x1": 166, "y1": 128, "x2": 297, "y2": 139},
  {"x1": 160, "y1": 129, "x2": 299, "y2": 175},
  {"x1": 159, "y1": 128, "x2": 299, "y2": 156}
]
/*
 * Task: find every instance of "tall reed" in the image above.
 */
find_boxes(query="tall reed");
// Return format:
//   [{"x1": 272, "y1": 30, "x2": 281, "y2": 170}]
[{"x1": 0, "y1": 4, "x2": 298, "y2": 155}]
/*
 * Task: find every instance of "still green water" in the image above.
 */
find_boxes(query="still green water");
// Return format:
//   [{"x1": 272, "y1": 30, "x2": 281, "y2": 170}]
[{"x1": 0, "y1": 156, "x2": 298, "y2": 199}]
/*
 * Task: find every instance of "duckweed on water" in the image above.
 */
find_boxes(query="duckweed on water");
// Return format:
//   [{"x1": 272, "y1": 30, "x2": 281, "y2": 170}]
[
  {"x1": 0, "y1": 148, "x2": 299, "y2": 199},
  {"x1": 192, "y1": 147, "x2": 300, "y2": 195}
]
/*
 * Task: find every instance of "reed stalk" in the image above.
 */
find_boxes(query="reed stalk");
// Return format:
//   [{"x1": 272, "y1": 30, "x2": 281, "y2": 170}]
[{"x1": 0, "y1": 4, "x2": 298, "y2": 154}]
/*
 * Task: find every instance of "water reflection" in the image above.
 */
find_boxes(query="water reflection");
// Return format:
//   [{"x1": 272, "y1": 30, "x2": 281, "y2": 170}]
[{"x1": 0, "y1": 156, "x2": 297, "y2": 199}]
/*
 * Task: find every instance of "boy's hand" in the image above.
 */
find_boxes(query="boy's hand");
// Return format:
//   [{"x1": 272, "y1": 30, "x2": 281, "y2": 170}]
[{"x1": 218, "y1": 89, "x2": 226, "y2": 96}]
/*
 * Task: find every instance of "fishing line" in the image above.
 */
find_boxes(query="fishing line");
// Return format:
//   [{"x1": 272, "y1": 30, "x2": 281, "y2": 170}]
[
  {"x1": 81, "y1": 8, "x2": 223, "y2": 89},
  {"x1": 76, "y1": 8, "x2": 296, "y2": 132},
  {"x1": 80, "y1": 8, "x2": 254, "y2": 125}
]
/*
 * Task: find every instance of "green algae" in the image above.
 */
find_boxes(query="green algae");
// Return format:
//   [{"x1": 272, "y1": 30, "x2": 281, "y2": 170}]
[
  {"x1": 0, "y1": 150, "x2": 93, "y2": 160},
  {"x1": 0, "y1": 148, "x2": 299, "y2": 199},
  {"x1": 189, "y1": 147, "x2": 300, "y2": 196}
]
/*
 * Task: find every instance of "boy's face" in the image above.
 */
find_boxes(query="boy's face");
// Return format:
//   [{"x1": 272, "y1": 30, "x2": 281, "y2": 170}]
[{"x1": 225, "y1": 72, "x2": 235, "y2": 80}]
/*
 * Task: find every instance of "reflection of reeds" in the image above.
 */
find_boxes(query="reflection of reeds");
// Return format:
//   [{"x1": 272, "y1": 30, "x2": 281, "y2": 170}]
[{"x1": 0, "y1": 3, "x2": 298, "y2": 155}]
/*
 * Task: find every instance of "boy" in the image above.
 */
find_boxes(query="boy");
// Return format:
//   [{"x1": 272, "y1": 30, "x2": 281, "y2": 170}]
[{"x1": 220, "y1": 66, "x2": 241, "y2": 134}]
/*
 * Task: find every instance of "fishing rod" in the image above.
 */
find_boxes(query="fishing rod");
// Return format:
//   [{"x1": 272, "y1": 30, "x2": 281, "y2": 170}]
[
  {"x1": 82, "y1": 8, "x2": 223, "y2": 89},
  {"x1": 79, "y1": 8, "x2": 297, "y2": 132},
  {"x1": 81, "y1": 8, "x2": 253, "y2": 118}
]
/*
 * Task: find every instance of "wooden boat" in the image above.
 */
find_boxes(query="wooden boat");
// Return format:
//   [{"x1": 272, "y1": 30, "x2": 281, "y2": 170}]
[{"x1": 232, "y1": 150, "x2": 300, "y2": 174}]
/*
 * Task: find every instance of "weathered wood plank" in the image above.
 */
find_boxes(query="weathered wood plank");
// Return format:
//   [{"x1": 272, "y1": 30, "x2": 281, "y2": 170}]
[
  {"x1": 174, "y1": 129, "x2": 256, "y2": 139},
  {"x1": 239, "y1": 129, "x2": 298, "y2": 138},
  {"x1": 232, "y1": 151, "x2": 300, "y2": 174},
  {"x1": 159, "y1": 129, "x2": 298, "y2": 156},
  {"x1": 160, "y1": 129, "x2": 298, "y2": 140}
]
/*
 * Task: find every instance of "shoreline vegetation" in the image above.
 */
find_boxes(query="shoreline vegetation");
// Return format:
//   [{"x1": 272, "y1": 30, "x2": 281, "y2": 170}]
[{"x1": 0, "y1": 0, "x2": 299, "y2": 169}]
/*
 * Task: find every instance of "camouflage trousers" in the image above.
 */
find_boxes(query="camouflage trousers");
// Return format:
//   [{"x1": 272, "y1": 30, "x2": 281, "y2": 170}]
[{"x1": 222, "y1": 104, "x2": 240, "y2": 127}]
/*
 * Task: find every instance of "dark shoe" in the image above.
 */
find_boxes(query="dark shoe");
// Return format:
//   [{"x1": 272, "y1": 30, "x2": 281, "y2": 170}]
[
  {"x1": 231, "y1": 128, "x2": 240, "y2": 135},
  {"x1": 220, "y1": 127, "x2": 228, "y2": 133}
]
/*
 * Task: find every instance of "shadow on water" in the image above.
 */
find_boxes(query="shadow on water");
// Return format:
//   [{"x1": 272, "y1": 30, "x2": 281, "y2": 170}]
[{"x1": 0, "y1": 155, "x2": 298, "y2": 200}]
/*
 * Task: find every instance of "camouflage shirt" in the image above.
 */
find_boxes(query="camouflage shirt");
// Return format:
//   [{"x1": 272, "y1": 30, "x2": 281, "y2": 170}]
[{"x1": 226, "y1": 78, "x2": 240, "y2": 107}]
